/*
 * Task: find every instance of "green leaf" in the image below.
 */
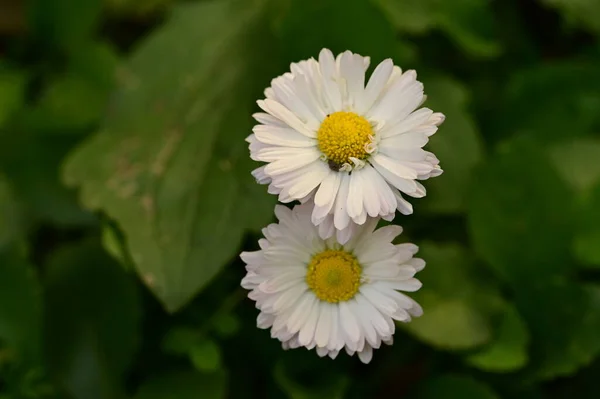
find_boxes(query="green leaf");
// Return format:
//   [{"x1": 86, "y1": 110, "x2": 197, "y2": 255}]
[
  {"x1": 63, "y1": 0, "x2": 277, "y2": 312},
  {"x1": 541, "y1": 0, "x2": 600, "y2": 35},
  {"x1": 515, "y1": 282, "x2": 600, "y2": 380},
  {"x1": 374, "y1": 0, "x2": 501, "y2": 58},
  {"x1": 0, "y1": 175, "x2": 26, "y2": 250},
  {"x1": 467, "y1": 138, "x2": 575, "y2": 281},
  {"x1": 44, "y1": 240, "x2": 142, "y2": 399},
  {"x1": 416, "y1": 375, "x2": 499, "y2": 399},
  {"x1": 23, "y1": 42, "x2": 119, "y2": 135},
  {"x1": 0, "y1": 134, "x2": 95, "y2": 227},
  {"x1": 548, "y1": 138, "x2": 600, "y2": 197},
  {"x1": 105, "y1": 0, "x2": 174, "y2": 16},
  {"x1": 161, "y1": 326, "x2": 201, "y2": 356},
  {"x1": 0, "y1": 248, "x2": 42, "y2": 360},
  {"x1": 277, "y1": 0, "x2": 408, "y2": 66},
  {"x1": 403, "y1": 243, "x2": 503, "y2": 350},
  {"x1": 274, "y1": 359, "x2": 348, "y2": 399},
  {"x1": 466, "y1": 305, "x2": 529, "y2": 372},
  {"x1": 189, "y1": 339, "x2": 222, "y2": 373},
  {"x1": 503, "y1": 62, "x2": 600, "y2": 143},
  {"x1": 212, "y1": 313, "x2": 241, "y2": 338},
  {"x1": 29, "y1": 0, "x2": 103, "y2": 51},
  {"x1": 0, "y1": 67, "x2": 27, "y2": 128},
  {"x1": 134, "y1": 371, "x2": 226, "y2": 399},
  {"x1": 419, "y1": 76, "x2": 484, "y2": 214},
  {"x1": 573, "y1": 182, "x2": 600, "y2": 267}
]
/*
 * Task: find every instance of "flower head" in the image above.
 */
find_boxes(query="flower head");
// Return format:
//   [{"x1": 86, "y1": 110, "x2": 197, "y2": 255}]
[
  {"x1": 248, "y1": 49, "x2": 444, "y2": 240},
  {"x1": 241, "y1": 203, "x2": 424, "y2": 363}
]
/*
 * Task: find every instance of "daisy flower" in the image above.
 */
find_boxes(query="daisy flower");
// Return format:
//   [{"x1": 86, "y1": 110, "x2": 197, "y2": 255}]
[
  {"x1": 240, "y1": 203, "x2": 425, "y2": 364},
  {"x1": 248, "y1": 48, "x2": 444, "y2": 239}
]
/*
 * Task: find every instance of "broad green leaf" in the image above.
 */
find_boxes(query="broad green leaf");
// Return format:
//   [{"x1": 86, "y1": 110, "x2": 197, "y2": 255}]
[
  {"x1": 548, "y1": 138, "x2": 600, "y2": 197},
  {"x1": 189, "y1": 339, "x2": 222, "y2": 373},
  {"x1": 0, "y1": 133, "x2": 95, "y2": 227},
  {"x1": 134, "y1": 371, "x2": 226, "y2": 399},
  {"x1": 468, "y1": 138, "x2": 575, "y2": 281},
  {"x1": 277, "y1": 0, "x2": 409, "y2": 66},
  {"x1": 0, "y1": 67, "x2": 27, "y2": 128},
  {"x1": 28, "y1": 0, "x2": 103, "y2": 51},
  {"x1": 0, "y1": 247, "x2": 42, "y2": 360},
  {"x1": 274, "y1": 358, "x2": 348, "y2": 399},
  {"x1": 515, "y1": 281, "x2": 600, "y2": 380},
  {"x1": 503, "y1": 62, "x2": 600, "y2": 143},
  {"x1": 0, "y1": 175, "x2": 26, "y2": 250},
  {"x1": 542, "y1": 0, "x2": 600, "y2": 35},
  {"x1": 44, "y1": 240, "x2": 141, "y2": 399},
  {"x1": 416, "y1": 375, "x2": 499, "y2": 399},
  {"x1": 419, "y1": 76, "x2": 484, "y2": 214},
  {"x1": 63, "y1": 0, "x2": 278, "y2": 312},
  {"x1": 466, "y1": 305, "x2": 529, "y2": 372},
  {"x1": 374, "y1": 0, "x2": 500, "y2": 58},
  {"x1": 573, "y1": 182, "x2": 600, "y2": 267},
  {"x1": 403, "y1": 243, "x2": 503, "y2": 350}
]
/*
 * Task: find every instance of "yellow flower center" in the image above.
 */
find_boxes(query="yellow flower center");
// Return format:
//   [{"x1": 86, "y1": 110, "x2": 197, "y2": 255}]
[
  {"x1": 317, "y1": 112, "x2": 374, "y2": 167},
  {"x1": 306, "y1": 249, "x2": 362, "y2": 303}
]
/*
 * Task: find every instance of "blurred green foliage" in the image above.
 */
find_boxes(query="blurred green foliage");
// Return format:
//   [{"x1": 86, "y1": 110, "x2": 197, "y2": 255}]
[{"x1": 0, "y1": 0, "x2": 599, "y2": 398}]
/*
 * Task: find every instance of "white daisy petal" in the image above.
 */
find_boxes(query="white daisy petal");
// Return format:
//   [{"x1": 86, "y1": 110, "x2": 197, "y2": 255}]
[
  {"x1": 248, "y1": 48, "x2": 444, "y2": 235},
  {"x1": 241, "y1": 203, "x2": 424, "y2": 363}
]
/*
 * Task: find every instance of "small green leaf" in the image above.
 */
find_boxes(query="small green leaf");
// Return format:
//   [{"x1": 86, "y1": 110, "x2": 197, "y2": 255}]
[
  {"x1": 0, "y1": 67, "x2": 27, "y2": 128},
  {"x1": 466, "y1": 305, "x2": 529, "y2": 372},
  {"x1": 189, "y1": 339, "x2": 222, "y2": 373},
  {"x1": 548, "y1": 138, "x2": 600, "y2": 196},
  {"x1": 573, "y1": 182, "x2": 600, "y2": 267},
  {"x1": 541, "y1": 0, "x2": 600, "y2": 35},
  {"x1": 134, "y1": 371, "x2": 226, "y2": 399},
  {"x1": 503, "y1": 62, "x2": 600, "y2": 143},
  {"x1": 63, "y1": 0, "x2": 278, "y2": 312},
  {"x1": 0, "y1": 175, "x2": 26, "y2": 250},
  {"x1": 277, "y1": 0, "x2": 406, "y2": 66},
  {"x1": 403, "y1": 243, "x2": 503, "y2": 350},
  {"x1": 468, "y1": 138, "x2": 575, "y2": 281},
  {"x1": 29, "y1": 0, "x2": 103, "y2": 51},
  {"x1": 374, "y1": 0, "x2": 501, "y2": 58},
  {"x1": 0, "y1": 248, "x2": 42, "y2": 360},
  {"x1": 516, "y1": 281, "x2": 600, "y2": 380},
  {"x1": 212, "y1": 313, "x2": 241, "y2": 338},
  {"x1": 161, "y1": 326, "x2": 201, "y2": 356},
  {"x1": 419, "y1": 76, "x2": 484, "y2": 214},
  {"x1": 417, "y1": 375, "x2": 500, "y2": 399},
  {"x1": 274, "y1": 359, "x2": 349, "y2": 399},
  {"x1": 44, "y1": 240, "x2": 142, "y2": 399}
]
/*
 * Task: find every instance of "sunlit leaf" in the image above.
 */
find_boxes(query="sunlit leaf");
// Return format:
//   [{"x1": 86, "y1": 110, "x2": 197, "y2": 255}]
[
  {"x1": 374, "y1": 0, "x2": 501, "y2": 58},
  {"x1": 468, "y1": 138, "x2": 575, "y2": 281},
  {"x1": 465, "y1": 305, "x2": 529, "y2": 372},
  {"x1": 134, "y1": 371, "x2": 226, "y2": 399},
  {"x1": 63, "y1": 0, "x2": 278, "y2": 312},
  {"x1": 419, "y1": 76, "x2": 484, "y2": 214},
  {"x1": 403, "y1": 243, "x2": 503, "y2": 350},
  {"x1": 44, "y1": 240, "x2": 142, "y2": 399},
  {"x1": 548, "y1": 138, "x2": 600, "y2": 197}
]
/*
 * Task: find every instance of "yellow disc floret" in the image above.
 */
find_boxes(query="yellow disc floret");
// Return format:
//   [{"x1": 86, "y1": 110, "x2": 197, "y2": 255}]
[
  {"x1": 317, "y1": 112, "x2": 374, "y2": 166},
  {"x1": 306, "y1": 249, "x2": 362, "y2": 303}
]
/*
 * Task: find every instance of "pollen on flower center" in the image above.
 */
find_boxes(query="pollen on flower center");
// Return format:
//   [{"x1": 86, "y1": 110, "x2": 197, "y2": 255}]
[
  {"x1": 306, "y1": 249, "x2": 362, "y2": 303},
  {"x1": 317, "y1": 112, "x2": 374, "y2": 167}
]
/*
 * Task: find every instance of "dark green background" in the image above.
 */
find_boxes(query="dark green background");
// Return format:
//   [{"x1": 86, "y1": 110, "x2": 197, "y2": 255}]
[{"x1": 1, "y1": 0, "x2": 600, "y2": 397}]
